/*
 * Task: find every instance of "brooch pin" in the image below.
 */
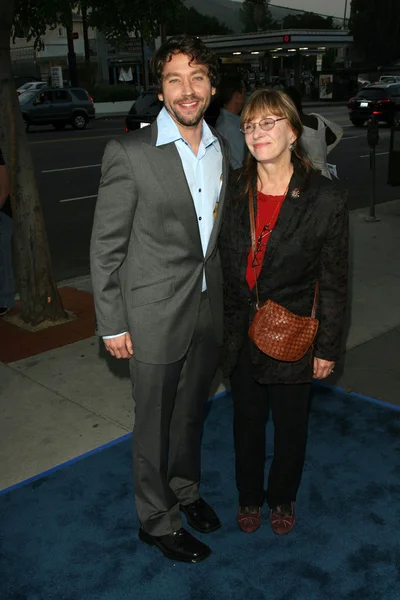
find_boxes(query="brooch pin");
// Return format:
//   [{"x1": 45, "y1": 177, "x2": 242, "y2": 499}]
[{"x1": 291, "y1": 188, "x2": 300, "y2": 199}]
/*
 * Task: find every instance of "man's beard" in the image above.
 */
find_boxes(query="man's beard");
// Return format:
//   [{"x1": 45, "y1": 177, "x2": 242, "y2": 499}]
[{"x1": 167, "y1": 95, "x2": 210, "y2": 128}]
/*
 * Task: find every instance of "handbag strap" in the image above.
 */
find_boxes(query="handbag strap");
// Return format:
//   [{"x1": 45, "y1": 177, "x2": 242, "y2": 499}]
[
  {"x1": 248, "y1": 181, "x2": 261, "y2": 309},
  {"x1": 311, "y1": 282, "x2": 319, "y2": 319},
  {"x1": 248, "y1": 183, "x2": 319, "y2": 317}
]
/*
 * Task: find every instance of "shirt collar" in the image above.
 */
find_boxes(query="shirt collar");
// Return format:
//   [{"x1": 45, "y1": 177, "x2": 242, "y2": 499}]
[{"x1": 156, "y1": 106, "x2": 220, "y2": 151}]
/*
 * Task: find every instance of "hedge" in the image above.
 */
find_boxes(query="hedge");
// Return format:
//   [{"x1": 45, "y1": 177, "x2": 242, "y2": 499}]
[{"x1": 88, "y1": 85, "x2": 141, "y2": 103}]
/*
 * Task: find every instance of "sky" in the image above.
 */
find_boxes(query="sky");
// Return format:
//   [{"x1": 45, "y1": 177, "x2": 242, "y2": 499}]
[
  {"x1": 273, "y1": 1, "x2": 349, "y2": 18},
  {"x1": 234, "y1": 0, "x2": 350, "y2": 20}
]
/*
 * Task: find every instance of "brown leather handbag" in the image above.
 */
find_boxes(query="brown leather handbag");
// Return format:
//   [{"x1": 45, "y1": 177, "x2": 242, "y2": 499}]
[{"x1": 248, "y1": 186, "x2": 319, "y2": 362}]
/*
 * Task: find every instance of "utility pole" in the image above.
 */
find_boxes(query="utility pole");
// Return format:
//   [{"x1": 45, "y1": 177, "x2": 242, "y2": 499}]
[
  {"x1": 343, "y1": 0, "x2": 348, "y2": 27},
  {"x1": 66, "y1": 12, "x2": 78, "y2": 86},
  {"x1": 343, "y1": 0, "x2": 352, "y2": 28}
]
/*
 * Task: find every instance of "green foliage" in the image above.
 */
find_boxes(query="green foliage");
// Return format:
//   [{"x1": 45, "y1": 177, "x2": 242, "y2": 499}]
[
  {"x1": 240, "y1": 0, "x2": 273, "y2": 33},
  {"x1": 11, "y1": 0, "x2": 183, "y2": 47},
  {"x1": 88, "y1": 84, "x2": 140, "y2": 102},
  {"x1": 282, "y1": 12, "x2": 337, "y2": 30},
  {"x1": 12, "y1": 0, "x2": 75, "y2": 47},
  {"x1": 350, "y1": 0, "x2": 400, "y2": 67},
  {"x1": 167, "y1": 5, "x2": 232, "y2": 36},
  {"x1": 89, "y1": 0, "x2": 182, "y2": 42}
]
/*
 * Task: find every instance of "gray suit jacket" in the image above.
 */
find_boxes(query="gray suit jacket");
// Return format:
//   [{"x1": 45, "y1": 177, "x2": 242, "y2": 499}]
[{"x1": 90, "y1": 121, "x2": 229, "y2": 364}]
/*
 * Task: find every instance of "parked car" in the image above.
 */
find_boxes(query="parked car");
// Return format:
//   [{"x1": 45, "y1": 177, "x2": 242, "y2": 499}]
[
  {"x1": 14, "y1": 75, "x2": 42, "y2": 88},
  {"x1": 379, "y1": 75, "x2": 400, "y2": 83},
  {"x1": 17, "y1": 81, "x2": 49, "y2": 96},
  {"x1": 347, "y1": 83, "x2": 400, "y2": 127},
  {"x1": 125, "y1": 90, "x2": 221, "y2": 132},
  {"x1": 125, "y1": 89, "x2": 162, "y2": 132},
  {"x1": 19, "y1": 87, "x2": 95, "y2": 131}
]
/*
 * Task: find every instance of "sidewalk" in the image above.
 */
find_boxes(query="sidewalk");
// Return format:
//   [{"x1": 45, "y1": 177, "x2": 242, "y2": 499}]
[
  {"x1": 1, "y1": 200, "x2": 400, "y2": 492},
  {"x1": 94, "y1": 99, "x2": 349, "y2": 119}
]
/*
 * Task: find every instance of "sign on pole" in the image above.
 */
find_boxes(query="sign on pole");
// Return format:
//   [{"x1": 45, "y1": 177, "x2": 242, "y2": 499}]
[{"x1": 50, "y1": 66, "x2": 63, "y2": 88}]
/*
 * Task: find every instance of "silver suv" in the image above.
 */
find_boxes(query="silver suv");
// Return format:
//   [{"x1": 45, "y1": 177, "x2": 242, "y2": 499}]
[{"x1": 19, "y1": 87, "x2": 95, "y2": 131}]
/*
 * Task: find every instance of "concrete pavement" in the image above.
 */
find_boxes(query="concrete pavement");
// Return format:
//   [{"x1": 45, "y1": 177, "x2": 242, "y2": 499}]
[
  {"x1": 1, "y1": 198, "x2": 400, "y2": 493},
  {"x1": 93, "y1": 99, "x2": 349, "y2": 119}
]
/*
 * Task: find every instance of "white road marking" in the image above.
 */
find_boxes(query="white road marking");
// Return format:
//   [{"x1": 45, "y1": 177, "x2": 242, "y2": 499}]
[
  {"x1": 42, "y1": 164, "x2": 101, "y2": 174},
  {"x1": 360, "y1": 151, "x2": 389, "y2": 158},
  {"x1": 59, "y1": 194, "x2": 97, "y2": 203}
]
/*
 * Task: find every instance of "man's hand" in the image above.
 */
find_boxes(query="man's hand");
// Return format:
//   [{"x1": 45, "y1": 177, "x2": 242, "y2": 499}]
[
  {"x1": 104, "y1": 332, "x2": 133, "y2": 359},
  {"x1": 313, "y1": 357, "x2": 335, "y2": 380}
]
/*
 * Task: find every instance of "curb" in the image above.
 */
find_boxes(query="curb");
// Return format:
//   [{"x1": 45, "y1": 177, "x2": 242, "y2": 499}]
[
  {"x1": 94, "y1": 102, "x2": 348, "y2": 120},
  {"x1": 95, "y1": 113, "x2": 127, "y2": 119},
  {"x1": 303, "y1": 102, "x2": 348, "y2": 108}
]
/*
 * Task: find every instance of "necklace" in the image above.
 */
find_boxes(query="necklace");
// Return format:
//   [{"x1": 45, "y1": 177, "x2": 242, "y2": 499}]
[{"x1": 256, "y1": 183, "x2": 289, "y2": 240}]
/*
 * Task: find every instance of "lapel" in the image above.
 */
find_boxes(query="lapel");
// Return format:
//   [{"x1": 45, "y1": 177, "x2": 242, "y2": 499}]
[
  {"x1": 238, "y1": 162, "x2": 309, "y2": 284},
  {"x1": 205, "y1": 131, "x2": 230, "y2": 260},
  {"x1": 141, "y1": 121, "x2": 203, "y2": 255},
  {"x1": 260, "y1": 165, "x2": 308, "y2": 273}
]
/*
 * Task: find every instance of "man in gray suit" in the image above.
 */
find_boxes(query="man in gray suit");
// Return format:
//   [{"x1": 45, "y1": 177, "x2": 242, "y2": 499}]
[{"x1": 90, "y1": 35, "x2": 229, "y2": 563}]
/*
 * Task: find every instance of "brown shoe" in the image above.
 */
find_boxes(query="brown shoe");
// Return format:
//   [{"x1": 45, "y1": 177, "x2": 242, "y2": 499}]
[
  {"x1": 269, "y1": 502, "x2": 296, "y2": 535},
  {"x1": 237, "y1": 506, "x2": 262, "y2": 533}
]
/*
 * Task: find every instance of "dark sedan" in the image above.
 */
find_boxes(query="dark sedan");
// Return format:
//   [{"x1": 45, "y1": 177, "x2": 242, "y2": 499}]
[
  {"x1": 347, "y1": 83, "x2": 400, "y2": 127},
  {"x1": 125, "y1": 90, "x2": 221, "y2": 132}
]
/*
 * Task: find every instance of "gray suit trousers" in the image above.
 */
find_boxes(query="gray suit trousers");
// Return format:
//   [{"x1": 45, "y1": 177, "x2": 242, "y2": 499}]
[{"x1": 129, "y1": 292, "x2": 219, "y2": 536}]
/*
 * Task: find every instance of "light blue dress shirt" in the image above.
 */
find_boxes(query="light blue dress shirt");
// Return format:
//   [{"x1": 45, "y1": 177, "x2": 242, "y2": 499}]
[
  {"x1": 156, "y1": 107, "x2": 222, "y2": 279},
  {"x1": 104, "y1": 107, "x2": 222, "y2": 339}
]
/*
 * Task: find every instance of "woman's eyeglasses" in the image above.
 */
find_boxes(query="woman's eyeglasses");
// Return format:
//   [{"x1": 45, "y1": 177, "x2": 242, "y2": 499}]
[{"x1": 240, "y1": 117, "x2": 287, "y2": 135}]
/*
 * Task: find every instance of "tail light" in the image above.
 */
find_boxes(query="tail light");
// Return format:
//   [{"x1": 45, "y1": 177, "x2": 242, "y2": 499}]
[
  {"x1": 89, "y1": 94, "x2": 94, "y2": 103},
  {"x1": 373, "y1": 111, "x2": 382, "y2": 115},
  {"x1": 377, "y1": 98, "x2": 391, "y2": 104},
  {"x1": 348, "y1": 97, "x2": 356, "y2": 103},
  {"x1": 125, "y1": 118, "x2": 129, "y2": 133}
]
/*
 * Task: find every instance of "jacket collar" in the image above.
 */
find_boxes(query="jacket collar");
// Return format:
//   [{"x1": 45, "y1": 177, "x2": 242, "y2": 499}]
[{"x1": 236, "y1": 160, "x2": 312, "y2": 283}]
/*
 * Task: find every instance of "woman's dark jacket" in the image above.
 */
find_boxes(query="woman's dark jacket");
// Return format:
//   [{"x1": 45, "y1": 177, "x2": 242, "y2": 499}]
[{"x1": 219, "y1": 162, "x2": 349, "y2": 385}]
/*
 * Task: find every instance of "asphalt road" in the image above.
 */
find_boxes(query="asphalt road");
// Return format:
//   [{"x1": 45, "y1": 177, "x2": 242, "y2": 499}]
[{"x1": 28, "y1": 109, "x2": 400, "y2": 281}]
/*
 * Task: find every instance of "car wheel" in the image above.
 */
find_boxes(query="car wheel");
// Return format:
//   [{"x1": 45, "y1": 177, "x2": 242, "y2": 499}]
[
  {"x1": 350, "y1": 119, "x2": 365, "y2": 127},
  {"x1": 53, "y1": 122, "x2": 66, "y2": 130},
  {"x1": 72, "y1": 114, "x2": 87, "y2": 130}
]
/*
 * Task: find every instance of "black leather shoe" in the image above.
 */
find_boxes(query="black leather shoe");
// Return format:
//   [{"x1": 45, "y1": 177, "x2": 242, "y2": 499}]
[
  {"x1": 139, "y1": 527, "x2": 211, "y2": 563},
  {"x1": 180, "y1": 498, "x2": 221, "y2": 534}
]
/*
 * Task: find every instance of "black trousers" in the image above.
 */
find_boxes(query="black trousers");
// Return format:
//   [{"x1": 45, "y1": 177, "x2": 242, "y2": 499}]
[
  {"x1": 129, "y1": 292, "x2": 219, "y2": 536},
  {"x1": 230, "y1": 340, "x2": 311, "y2": 508}
]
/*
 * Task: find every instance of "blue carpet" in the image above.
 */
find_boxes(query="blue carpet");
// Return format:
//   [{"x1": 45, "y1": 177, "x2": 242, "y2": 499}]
[{"x1": 1, "y1": 386, "x2": 400, "y2": 600}]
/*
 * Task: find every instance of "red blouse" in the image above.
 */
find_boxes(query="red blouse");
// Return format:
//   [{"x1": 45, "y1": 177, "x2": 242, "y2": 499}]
[{"x1": 246, "y1": 192, "x2": 285, "y2": 290}]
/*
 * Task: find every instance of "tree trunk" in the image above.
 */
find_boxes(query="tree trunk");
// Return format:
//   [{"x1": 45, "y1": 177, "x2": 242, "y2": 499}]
[
  {"x1": 66, "y1": 19, "x2": 78, "y2": 86},
  {"x1": 81, "y1": 3, "x2": 91, "y2": 64},
  {"x1": 0, "y1": 0, "x2": 67, "y2": 325}
]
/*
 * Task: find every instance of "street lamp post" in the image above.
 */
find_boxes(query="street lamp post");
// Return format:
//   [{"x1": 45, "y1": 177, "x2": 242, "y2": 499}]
[
  {"x1": 343, "y1": 0, "x2": 350, "y2": 28},
  {"x1": 366, "y1": 116, "x2": 380, "y2": 222}
]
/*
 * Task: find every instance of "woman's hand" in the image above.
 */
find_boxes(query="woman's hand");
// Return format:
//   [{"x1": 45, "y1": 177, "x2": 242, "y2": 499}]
[{"x1": 313, "y1": 357, "x2": 335, "y2": 379}]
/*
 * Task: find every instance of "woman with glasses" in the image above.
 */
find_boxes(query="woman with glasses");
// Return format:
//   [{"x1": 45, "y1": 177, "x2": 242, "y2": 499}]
[{"x1": 219, "y1": 89, "x2": 349, "y2": 535}]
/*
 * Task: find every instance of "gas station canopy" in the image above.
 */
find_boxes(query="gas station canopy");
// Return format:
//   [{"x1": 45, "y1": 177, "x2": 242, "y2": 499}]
[{"x1": 202, "y1": 29, "x2": 353, "y2": 58}]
